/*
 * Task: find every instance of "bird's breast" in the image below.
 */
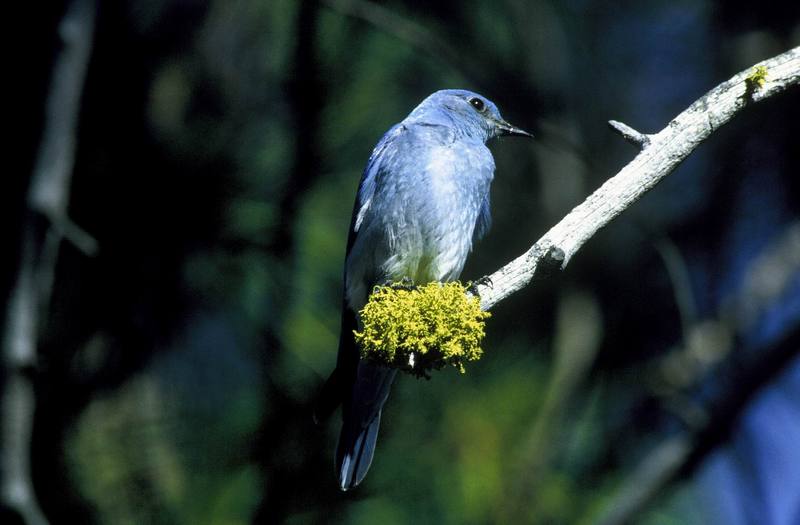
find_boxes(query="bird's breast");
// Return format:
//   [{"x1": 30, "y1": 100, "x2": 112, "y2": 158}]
[{"x1": 382, "y1": 143, "x2": 492, "y2": 283}]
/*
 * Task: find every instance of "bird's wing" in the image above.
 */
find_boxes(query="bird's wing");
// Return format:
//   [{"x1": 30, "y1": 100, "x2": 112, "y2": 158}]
[
  {"x1": 312, "y1": 123, "x2": 405, "y2": 425},
  {"x1": 347, "y1": 123, "x2": 405, "y2": 253},
  {"x1": 473, "y1": 194, "x2": 492, "y2": 242}
]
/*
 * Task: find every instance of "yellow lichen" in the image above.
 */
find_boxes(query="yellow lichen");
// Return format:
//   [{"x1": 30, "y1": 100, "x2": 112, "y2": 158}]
[
  {"x1": 354, "y1": 281, "x2": 491, "y2": 378},
  {"x1": 745, "y1": 65, "x2": 768, "y2": 90}
]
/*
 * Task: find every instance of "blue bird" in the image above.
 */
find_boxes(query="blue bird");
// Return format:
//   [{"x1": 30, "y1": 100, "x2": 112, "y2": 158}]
[{"x1": 315, "y1": 89, "x2": 532, "y2": 490}]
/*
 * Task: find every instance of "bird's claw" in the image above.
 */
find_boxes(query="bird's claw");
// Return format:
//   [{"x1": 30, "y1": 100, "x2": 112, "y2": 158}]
[
  {"x1": 384, "y1": 277, "x2": 416, "y2": 290},
  {"x1": 473, "y1": 275, "x2": 493, "y2": 289}
]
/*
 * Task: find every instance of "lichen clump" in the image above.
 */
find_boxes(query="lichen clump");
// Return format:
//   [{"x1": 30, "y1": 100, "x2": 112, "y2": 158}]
[
  {"x1": 354, "y1": 281, "x2": 491, "y2": 378},
  {"x1": 745, "y1": 65, "x2": 768, "y2": 90}
]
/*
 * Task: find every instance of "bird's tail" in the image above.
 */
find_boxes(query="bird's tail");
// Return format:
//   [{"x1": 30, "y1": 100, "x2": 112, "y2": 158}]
[{"x1": 336, "y1": 362, "x2": 397, "y2": 490}]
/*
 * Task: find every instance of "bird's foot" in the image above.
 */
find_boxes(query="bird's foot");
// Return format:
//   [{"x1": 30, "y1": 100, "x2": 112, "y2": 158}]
[
  {"x1": 468, "y1": 275, "x2": 493, "y2": 297},
  {"x1": 385, "y1": 277, "x2": 416, "y2": 291},
  {"x1": 473, "y1": 275, "x2": 493, "y2": 289}
]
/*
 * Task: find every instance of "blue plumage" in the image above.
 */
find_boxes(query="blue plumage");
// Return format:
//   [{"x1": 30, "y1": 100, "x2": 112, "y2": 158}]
[{"x1": 316, "y1": 89, "x2": 531, "y2": 490}]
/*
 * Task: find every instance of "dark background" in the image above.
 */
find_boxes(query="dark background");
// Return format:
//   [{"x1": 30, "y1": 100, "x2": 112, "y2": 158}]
[{"x1": 7, "y1": 0, "x2": 800, "y2": 523}]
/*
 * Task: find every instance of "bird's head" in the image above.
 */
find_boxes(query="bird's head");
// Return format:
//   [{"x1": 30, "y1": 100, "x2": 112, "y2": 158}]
[{"x1": 408, "y1": 89, "x2": 532, "y2": 142}]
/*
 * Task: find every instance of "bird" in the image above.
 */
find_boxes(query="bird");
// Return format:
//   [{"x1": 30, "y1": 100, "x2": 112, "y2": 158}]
[{"x1": 314, "y1": 89, "x2": 532, "y2": 491}]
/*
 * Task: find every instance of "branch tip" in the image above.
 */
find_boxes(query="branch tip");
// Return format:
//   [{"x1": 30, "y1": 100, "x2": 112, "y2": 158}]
[{"x1": 608, "y1": 120, "x2": 651, "y2": 149}]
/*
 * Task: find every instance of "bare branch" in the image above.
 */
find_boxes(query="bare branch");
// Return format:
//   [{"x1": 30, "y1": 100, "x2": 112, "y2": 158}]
[
  {"x1": 593, "y1": 436, "x2": 692, "y2": 525},
  {"x1": 473, "y1": 46, "x2": 800, "y2": 311},
  {"x1": 1, "y1": 1, "x2": 96, "y2": 523},
  {"x1": 591, "y1": 219, "x2": 800, "y2": 525},
  {"x1": 592, "y1": 329, "x2": 800, "y2": 525},
  {"x1": 27, "y1": 0, "x2": 99, "y2": 257}
]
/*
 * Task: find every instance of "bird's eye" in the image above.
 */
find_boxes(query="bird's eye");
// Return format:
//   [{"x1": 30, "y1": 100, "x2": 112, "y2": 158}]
[{"x1": 469, "y1": 97, "x2": 486, "y2": 112}]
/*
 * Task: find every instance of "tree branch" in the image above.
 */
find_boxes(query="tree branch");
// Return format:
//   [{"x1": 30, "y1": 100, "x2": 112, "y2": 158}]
[
  {"x1": 591, "y1": 219, "x2": 800, "y2": 525},
  {"x1": 1, "y1": 1, "x2": 96, "y2": 523},
  {"x1": 473, "y1": 46, "x2": 800, "y2": 311},
  {"x1": 592, "y1": 329, "x2": 800, "y2": 525}
]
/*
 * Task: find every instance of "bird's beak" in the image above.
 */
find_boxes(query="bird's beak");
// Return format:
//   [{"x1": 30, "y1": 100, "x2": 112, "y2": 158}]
[{"x1": 496, "y1": 119, "x2": 533, "y2": 138}]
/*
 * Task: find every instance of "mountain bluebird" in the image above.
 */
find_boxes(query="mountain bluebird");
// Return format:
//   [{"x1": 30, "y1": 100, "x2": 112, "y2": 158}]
[{"x1": 315, "y1": 89, "x2": 532, "y2": 490}]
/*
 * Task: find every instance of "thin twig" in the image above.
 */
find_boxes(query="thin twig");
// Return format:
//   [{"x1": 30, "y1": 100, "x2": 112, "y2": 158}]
[
  {"x1": 654, "y1": 238, "x2": 698, "y2": 339},
  {"x1": 473, "y1": 46, "x2": 800, "y2": 311},
  {"x1": 322, "y1": 0, "x2": 472, "y2": 82}
]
